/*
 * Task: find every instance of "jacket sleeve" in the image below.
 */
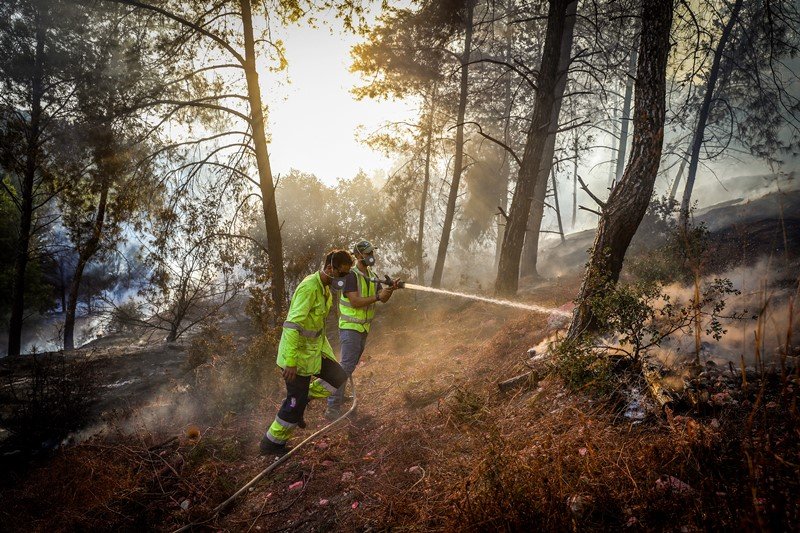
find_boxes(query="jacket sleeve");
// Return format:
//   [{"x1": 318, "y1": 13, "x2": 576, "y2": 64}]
[{"x1": 281, "y1": 284, "x2": 314, "y2": 367}]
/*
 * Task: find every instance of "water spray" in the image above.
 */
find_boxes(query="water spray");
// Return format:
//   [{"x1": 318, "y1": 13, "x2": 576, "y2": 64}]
[{"x1": 383, "y1": 276, "x2": 570, "y2": 317}]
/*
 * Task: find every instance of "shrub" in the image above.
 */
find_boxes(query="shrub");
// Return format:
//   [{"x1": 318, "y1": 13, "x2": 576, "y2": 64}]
[
  {"x1": 552, "y1": 338, "x2": 615, "y2": 395},
  {"x1": 1, "y1": 353, "x2": 99, "y2": 452}
]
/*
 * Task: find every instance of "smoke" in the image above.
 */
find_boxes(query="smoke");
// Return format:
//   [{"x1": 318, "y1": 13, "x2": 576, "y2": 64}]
[
  {"x1": 654, "y1": 258, "x2": 799, "y2": 368},
  {"x1": 455, "y1": 140, "x2": 508, "y2": 250}
]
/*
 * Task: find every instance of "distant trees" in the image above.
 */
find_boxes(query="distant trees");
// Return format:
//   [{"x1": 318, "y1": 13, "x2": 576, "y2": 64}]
[
  {"x1": 59, "y1": 4, "x2": 161, "y2": 350},
  {"x1": 0, "y1": 0, "x2": 89, "y2": 355}
]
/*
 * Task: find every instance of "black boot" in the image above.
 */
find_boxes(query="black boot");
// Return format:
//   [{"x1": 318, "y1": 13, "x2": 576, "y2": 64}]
[{"x1": 259, "y1": 437, "x2": 289, "y2": 456}]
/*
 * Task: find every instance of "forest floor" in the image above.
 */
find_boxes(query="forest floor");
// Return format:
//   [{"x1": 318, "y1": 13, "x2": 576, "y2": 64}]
[
  {"x1": 1, "y1": 278, "x2": 798, "y2": 532},
  {"x1": 1, "y1": 187, "x2": 799, "y2": 531}
]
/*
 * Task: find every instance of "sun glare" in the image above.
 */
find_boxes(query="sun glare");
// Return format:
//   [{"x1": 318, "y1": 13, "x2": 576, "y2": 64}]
[{"x1": 262, "y1": 22, "x2": 417, "y2": 186}]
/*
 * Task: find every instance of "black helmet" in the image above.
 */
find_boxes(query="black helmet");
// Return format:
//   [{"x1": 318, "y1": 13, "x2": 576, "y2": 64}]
[{"x1": 353, "y1": 240, "x2": 374, "y2": 254}]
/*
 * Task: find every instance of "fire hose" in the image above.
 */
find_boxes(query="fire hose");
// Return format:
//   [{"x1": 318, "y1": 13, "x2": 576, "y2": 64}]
[{"x1": 171, "y1": 376, "x2": 357, "y2": 533}]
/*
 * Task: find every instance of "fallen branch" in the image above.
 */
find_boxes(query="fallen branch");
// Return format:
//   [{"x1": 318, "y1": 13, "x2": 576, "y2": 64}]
[{"x1": 498, "y1": 370, "x2": 540, "y2": 393}]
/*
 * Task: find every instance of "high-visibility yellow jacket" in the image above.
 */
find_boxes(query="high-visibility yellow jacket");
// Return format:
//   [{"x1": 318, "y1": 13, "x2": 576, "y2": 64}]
[
  {"x1": 338, "y1": 266, "x2": 378, "y2": 334},
  {"x1": 277, "y1": 272, "x2": 336, "y2": 376}
]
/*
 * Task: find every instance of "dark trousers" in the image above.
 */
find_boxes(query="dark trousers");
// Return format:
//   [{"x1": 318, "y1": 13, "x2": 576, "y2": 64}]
[{"x1": 275, "y1": 357, "x2": 347, "y2": 425}]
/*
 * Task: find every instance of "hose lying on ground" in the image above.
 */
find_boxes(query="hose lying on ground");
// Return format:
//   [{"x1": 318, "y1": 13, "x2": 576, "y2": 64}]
[{"x1": 172, "y1": 377, "x2": 357, "y2": 532}]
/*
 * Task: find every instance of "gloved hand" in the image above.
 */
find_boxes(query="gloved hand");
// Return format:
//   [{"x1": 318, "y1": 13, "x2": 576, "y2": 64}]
[{"x1": 378, "y1": 287, "x2": 393, "y2": 302}]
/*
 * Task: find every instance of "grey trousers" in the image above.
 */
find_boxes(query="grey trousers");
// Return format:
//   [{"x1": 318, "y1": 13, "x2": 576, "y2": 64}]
[{"x1": 327, "y1": 328, "x2": 367, "y2": 408}]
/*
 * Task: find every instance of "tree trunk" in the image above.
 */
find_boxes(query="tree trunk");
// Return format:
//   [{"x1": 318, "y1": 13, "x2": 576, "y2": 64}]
[
  {"x1": 551, "y1": 169, "x2": 565, "y2": 242},
  {"x1": 571, "y1": 133, "x2": 579, "y2": 229},
  {"x1": 240, "y1": 0, "x2": 286, "y2": 318},
  {"x1": 495, "y1": 5, "x2": 514, "y2": 268},
  {"x1": 668, "y1": 152, "x2": 688, "y2": 201},
  {"x1": 612, "y1": 46, "x2": 638, "y2": 189},
  {"x1": 431, "y1": 0, "x2": 474, "y2": 288},
  {"x1": 679, "y1": 0, "x2": 743, "y2": 223},
  {"x1": 64, "y1": 179, "x2": 109, "y2": 350},
  {"x1": 417, "y1": 86, "x2": 436, "y2": 284},
  {"x1": 607, "y1": 95, "x2": 618, "y2": 188},
  {"x1": 7, "y1": 15, "x2": 45, "y2": 357},
  {"x1": 495, "y1": 0, "x2": 571, "y2": 295},
  {"x1": 515, "y1": 0, "x2": 577, "y2": 280},
  {"x1": 567, "y1": 0, "x2": 673, "y2": 339}
]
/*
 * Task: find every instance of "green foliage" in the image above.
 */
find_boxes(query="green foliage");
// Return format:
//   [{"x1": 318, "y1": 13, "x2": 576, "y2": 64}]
[
  {"x1": 552, "y1": 337, "x2": 615, "y2": 395},
  {"x1": 249, "y1": 169, "x2": 417, "y2": 291},
  {"x1": 0, "y1": 178, "x2": 56, "y2": 323},
  {"x1": 580, "y1": 275, "x2": 742, "y2": 363}
]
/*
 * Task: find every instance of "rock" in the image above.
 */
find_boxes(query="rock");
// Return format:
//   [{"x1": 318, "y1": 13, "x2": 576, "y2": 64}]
[
  {"x1": 656, "y1": 475, "x2": 694, "y2": 495},
  {"x1": 288, "y1": 481, "x2": 304, "y2": 491},
  {"x1": 180, "y1": 499, "x2": 190, "y2": 510},
  {"x1": 567, "y1": 494, "x2": 592, "y2": 515},
  {"x1": 318, "y1": 499, "x2": 329, "y2": 506}
]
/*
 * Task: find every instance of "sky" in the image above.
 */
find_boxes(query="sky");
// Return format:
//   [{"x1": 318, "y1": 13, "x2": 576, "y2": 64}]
[{"x1": 261, "y1": 20, "x2": 417, "y2": 186}]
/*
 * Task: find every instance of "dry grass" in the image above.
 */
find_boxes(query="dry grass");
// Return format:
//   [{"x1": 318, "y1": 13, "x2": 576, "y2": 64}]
[{"x1": 1, "y1": 286, "x2": 798, "y2": 532}]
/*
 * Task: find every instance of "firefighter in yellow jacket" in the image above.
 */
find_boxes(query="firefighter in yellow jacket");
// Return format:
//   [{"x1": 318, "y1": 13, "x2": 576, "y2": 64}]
[
  {"x1": 325, "y1": 239, "x2": 397, "y2": 419},
  {"x1": 260, "y1": 249, "x2": 353, "y2": 456}
]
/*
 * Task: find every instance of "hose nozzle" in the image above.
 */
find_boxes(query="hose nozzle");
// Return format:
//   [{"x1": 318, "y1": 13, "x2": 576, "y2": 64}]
[{"x1": 383, "y1": 275, "x2": 405, "y2": 289}]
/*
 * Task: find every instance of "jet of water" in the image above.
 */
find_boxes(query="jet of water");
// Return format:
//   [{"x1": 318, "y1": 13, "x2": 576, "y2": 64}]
[{"x1": 402, "y1": 283, "x2": 571, "y2": 316}]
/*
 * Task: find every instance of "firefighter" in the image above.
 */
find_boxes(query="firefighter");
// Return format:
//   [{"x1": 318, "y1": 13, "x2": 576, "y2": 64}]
[
  {"x1": 260, "y1": 249, "x2": 353, "y2": 456},
  {"x1": 324, "y1": 240, "x2": 398, "y2": 419}
]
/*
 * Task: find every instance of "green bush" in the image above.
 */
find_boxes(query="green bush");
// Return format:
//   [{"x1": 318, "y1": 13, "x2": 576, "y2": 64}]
[{"x1": 551, "y1": 338, "x2": 615, "y2": 395}]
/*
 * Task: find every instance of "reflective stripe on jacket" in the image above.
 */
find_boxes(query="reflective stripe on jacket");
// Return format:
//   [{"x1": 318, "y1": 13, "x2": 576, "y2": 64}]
[
  {"x1": 277, "y1": 272, "x2": 336, "y2": 376},
  {"x1": 338, "y1": 266, "x2": 377, "y2": 333}
]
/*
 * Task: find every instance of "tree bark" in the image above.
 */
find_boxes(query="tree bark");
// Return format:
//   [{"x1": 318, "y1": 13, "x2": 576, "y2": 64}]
[
  {"x1": 515, "y1": 0, "x2": 577, "y2": 280},
  {"x1": 240, "y1": 0, "x2": 286, "y2": 317},
  {"x1": 613, "y1": 46, "x2": 638, "y2": 189},
  {"x1": 679, "y1": 0, "x2": 743, "y2": 223},
  {"x1": 417, "y1": 86, "x2": 436, "y2": 284},
  {"x1": 571, "y1": 133, "x2": 578, "y2": 229},
  {"x1": 64, "y1": 179, "x2": 109, "y2": 350},
  {"x1": 495, "y1": 4, "x2": 514, "y2": 268},
  {"x1": 551, "y1": 168, "x2": 565, "y2": 242},
  {"x1": 495, "y1": 0, "x2": 572, "y2": 295},
  {"x1": 7, "y1": 14, "x2": 45, "y2": 357},
  {"x1": 668, "y1": 151, "x2": 688, "y2": 201},
  {"x1": 567, "y1": 0, "x2": 673, "y2": 339},
  {"x1": 431, "y1": 0, "x2": 474, "y2": 288}
]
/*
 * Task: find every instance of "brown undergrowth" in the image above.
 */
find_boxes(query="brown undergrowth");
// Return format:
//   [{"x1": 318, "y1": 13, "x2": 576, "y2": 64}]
[{"x1": 1, "y1": 282, "x2": 798, "y2": 531}]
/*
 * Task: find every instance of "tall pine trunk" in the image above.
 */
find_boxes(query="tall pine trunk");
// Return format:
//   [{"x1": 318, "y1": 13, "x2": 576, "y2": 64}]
[
  {"x1": 679, "y1": 0, "x2": 743, "y2": 223},
  {"x1": 495, "y1": 0, "x2": 571, "y2": 295},
  {"x1": 417, "y1": 86, "x2": 436, "y2": 284},
  {"x1": 519, "y1": 0, "x2": 577, "y2": 278},
  {"x1": 431, "y1": 0, "x2": 474, "y2": 288},
  {"x1": 495, "y1": 5, "x2": 514, "y2": 268},
  {"x1": 567, "y1": 0, "x2": 673, "y2": 339},
  {"x1": 613, "y1": 46, "x2": 637, "y2": 188},
  {"x1": 64, "y1": 179, "x2": 109, "y2": 350},
  {"x1": 7, "y1": 15, "x2": 45, "y2": 357},
  {"x1": 241, "y1": 0, "x2": 285, "y2": 317}
]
